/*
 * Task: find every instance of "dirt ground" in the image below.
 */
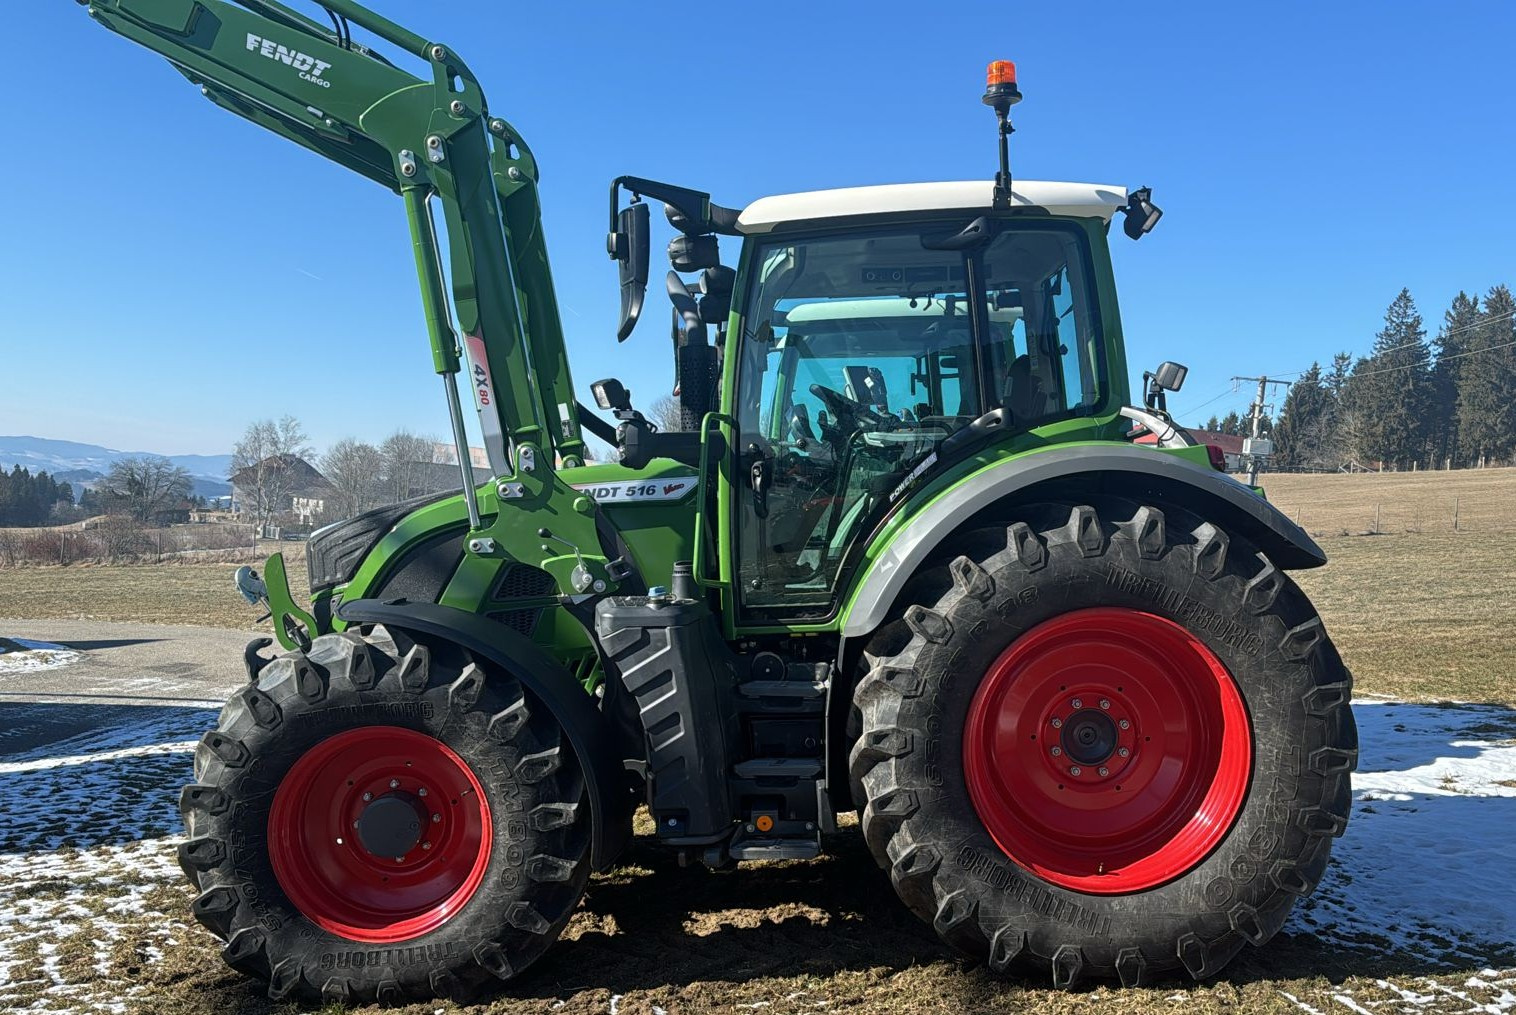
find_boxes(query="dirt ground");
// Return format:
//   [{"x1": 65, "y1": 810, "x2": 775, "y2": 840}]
[{"x1": 2, "y1": 470, "x2": 1515, "y2": 1013}]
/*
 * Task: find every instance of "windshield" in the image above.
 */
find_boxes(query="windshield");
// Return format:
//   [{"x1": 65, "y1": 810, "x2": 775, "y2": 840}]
[{"x1": 733, "y1": 219, "x2": 1105, "y2": 619}]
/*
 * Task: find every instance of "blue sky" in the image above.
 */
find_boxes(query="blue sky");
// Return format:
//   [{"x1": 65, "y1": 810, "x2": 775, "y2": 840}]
[{"x1": 4, "y1": 2, "x2": 1513, "y2": 455}]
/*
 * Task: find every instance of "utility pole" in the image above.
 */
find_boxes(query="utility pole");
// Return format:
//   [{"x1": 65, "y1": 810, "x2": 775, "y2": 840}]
[{"x1": 1231, "y1": 375, "x2": 1292, "y2": 485}]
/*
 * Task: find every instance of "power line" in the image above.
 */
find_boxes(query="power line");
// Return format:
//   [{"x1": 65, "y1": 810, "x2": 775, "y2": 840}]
[
  {"x1": 1180, "y1": 382, "x2": 1245, "y2": 415},
  {"x1": 1342, "y1": 333, "x2": 1516, "y2": 381},
  {"x1": 1174, "y1": 308, "x2": 1516, "y2": 417},
  {"x1": 1262, "y1": 309, "x2": 1516, "y2": 383}
]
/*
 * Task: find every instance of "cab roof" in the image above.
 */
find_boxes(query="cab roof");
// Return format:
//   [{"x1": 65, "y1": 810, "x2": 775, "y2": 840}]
[{"x1": 737, "y1": 181, "x2": 1128, "y2": 234}]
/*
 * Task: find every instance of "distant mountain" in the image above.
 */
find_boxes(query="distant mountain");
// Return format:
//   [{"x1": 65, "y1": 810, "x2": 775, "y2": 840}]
[{"x1": 0, "y1": 436, "x2": 233, "y2": 499}]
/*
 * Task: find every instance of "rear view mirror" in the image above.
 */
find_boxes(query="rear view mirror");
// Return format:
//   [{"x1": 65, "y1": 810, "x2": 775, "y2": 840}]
[{"x1": 608, "y1": 201, "x2": 650, "y2": 341}]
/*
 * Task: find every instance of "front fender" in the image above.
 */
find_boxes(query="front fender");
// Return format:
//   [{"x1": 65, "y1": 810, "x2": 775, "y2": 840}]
[
  {"x1": 840, "y1": 444, "x2": 1324, "y2": 639},
  {"x1": 335, "y1": 598, "x2": 633, "y2": 871}
]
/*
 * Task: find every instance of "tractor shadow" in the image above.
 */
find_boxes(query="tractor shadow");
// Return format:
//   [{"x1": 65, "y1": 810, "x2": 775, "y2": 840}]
[
  {"x1": 509, "y1": 698, "x2": 1516, "y2": 1000},
  {"x1": 0, "y1": 701, "x2": 216, "y2": 852}
]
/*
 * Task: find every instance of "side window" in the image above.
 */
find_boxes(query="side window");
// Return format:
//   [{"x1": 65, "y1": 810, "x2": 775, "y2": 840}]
[
  {"x1": 983, "y1": 230, "x2": 1100, "y2": 420},
  {"x1": 1048, "y1": 258, "x2": 1099, "y2": 411},
  {"x1": 1050, "y1": 267, "x2": 1083, "y2": 408}
]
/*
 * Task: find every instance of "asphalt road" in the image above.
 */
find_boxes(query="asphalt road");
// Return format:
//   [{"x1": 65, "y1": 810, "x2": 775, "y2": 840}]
[{"x1": 0, "y1": 620, "x2": 247, "y2": 755}]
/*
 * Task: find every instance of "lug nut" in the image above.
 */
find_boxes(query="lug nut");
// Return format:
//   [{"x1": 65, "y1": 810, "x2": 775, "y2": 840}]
[
  {"x1": 422, "y1": 841, "x2": 432, "y2": 851},
  {"x1": 362, "y1": 792, "x2": 373, "y2": 801},
  {"x1": 394, "y1": 855, "x2": 406, "y2": 863},
  {"x1": 1118, "y1": 747, "x2": 1130, "y2": 757},
  {"x1": 1098, "y1": 767, "x2": 1110, "y2": 777},
  {"x1": 1050, "y1": 717, "x2": 1063, "y2": 729},
  {"x1": 1100, "y1": 699, "x2": 1111, "y2": 710},
  {"x1": 1072, "y1": 698, "x2": 1083, "y2": 709},
  {"x1": 1050, "y1": 746, "x2": 1062, "y2": 757},
  {"x1": 352, "y1": 820, "x2": 359, "y2": 829},
  {"x1": 1069, "y1": 766, "x2": 1083, "y2": 776},
  {"x1": 389, "y1": 779, "x2": 400, "y2": 789},
  {"x1": 432, "y1": 813, "x2": 442, "y2": 823},
  {"x1": 1119, "y1": 719, "x2": 1131, "y2": 730},
  {"x1": 418, "y1": 787, "x2": 428, "y2": 797}
]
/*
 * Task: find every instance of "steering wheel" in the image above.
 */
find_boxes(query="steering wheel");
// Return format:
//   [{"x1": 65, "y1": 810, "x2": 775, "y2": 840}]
[{"x1": 808, "y1": 382, "x2": 888, "y2": 429}]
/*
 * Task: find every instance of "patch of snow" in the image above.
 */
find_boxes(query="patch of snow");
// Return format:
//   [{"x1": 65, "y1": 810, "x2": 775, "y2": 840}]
[
  {"x1": 1331, "y1": 993, "x2": 1375, "y2": 1015},
  {"x1": 1286, "y1": 700, "x2": 1516, "y2": 962},
  {"x1": 1277, "y1": 989, "x2": 1327, "y2": 1014},
  {"x1": 0, "y1": 741, "x2": 196, "y2": 775},
  {"x1": 0, "y1": 640, "x2": 82, "y2": 673}
]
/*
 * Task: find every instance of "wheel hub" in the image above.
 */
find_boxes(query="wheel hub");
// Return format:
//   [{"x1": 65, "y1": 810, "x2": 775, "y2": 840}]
[
  {"x1": 964, "y1": 608, "x2": 1252, "y2": 894},
  {"x1": 355, "y1": 792, "x2": 428, "y2": 860},
  {"x1": 1060, "y1": 708, "x2": 1118, "y2": 767}
]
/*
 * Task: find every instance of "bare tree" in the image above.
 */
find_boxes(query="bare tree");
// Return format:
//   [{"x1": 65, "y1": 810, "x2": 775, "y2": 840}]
[
  {"x1": 379, "y1": 429, "x2": 439, "y2": 503},
  {"x1": 321, "y1": 438, "x2": 384, "y2": 518},
  {"x1": 103, "y1": 456, "x2": 192, "y2": 522},
  {"x1": 647, "y1": 394, "x2": 683, "y2": 432},
  {"x1": 232, "y1": 416, "x2": 311, "y2": 529}
]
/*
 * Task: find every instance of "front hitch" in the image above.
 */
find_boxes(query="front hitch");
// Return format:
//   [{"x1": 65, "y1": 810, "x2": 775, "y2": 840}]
[{"x1": 235, "y1": 553, "x2": 319, "y2": 651}]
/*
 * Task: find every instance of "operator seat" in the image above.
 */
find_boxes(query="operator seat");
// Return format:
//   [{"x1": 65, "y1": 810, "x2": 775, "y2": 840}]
[{"x1": 1007, "y1": 355, "x2": 1046, "y2": 422}]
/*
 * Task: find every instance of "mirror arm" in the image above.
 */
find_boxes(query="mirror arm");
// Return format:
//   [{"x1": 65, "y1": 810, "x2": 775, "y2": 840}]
[
  {"x1": 577, "y1": 402, "x2": 619, "y2": 445},
  {"x1": 609, "y1": 175, "x2": 740, "y2": 236}
]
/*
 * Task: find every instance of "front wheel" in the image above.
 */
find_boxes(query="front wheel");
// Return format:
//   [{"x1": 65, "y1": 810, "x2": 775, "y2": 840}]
[
  {"x1": 178, "y1": 626, "x2": 590, "y2": 1003},
  {"x1": 849, "y1": 500, "x2": 1357, "y2": 986}
]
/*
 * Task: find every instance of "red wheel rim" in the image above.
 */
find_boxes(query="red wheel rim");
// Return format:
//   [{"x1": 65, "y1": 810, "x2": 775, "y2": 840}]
[
  {"x1": 963, "y1": 608, "x2": 1251, "y2": 893},
  {"x1": 268, "y1": 726, "x2": 492, "y2": 942}
]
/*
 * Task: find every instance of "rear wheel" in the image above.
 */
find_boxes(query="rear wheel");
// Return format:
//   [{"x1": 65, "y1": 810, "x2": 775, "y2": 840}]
[
  {"x1": 178, "y1": 625, "x2": 590, "y2": 1003},
  {"x1": 850, "y1": 499, "x2": 1356, "y2": 986}
]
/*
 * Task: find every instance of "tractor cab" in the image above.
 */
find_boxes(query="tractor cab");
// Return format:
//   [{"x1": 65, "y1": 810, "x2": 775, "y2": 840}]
[{"x1": 726, "y1": 187, "x2": 1120, "y2": 617}]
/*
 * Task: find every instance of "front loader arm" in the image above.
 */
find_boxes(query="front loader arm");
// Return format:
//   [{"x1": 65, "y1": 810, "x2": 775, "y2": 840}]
[
  {"x1": 83, "y1": 0, "x2": 586, "y2": 468},
  {"x1": 81, "y1": 0, "x2": 616, "y2": 602}
]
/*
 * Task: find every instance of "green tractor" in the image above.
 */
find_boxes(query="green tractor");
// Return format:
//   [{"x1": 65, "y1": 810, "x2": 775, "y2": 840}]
[{"x1": 82, "y1": 0, "x2": 1355, "y2": 1001}]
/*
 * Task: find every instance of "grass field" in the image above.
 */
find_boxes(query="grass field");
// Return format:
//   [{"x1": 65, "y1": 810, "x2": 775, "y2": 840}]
[
  {"x1": 1262, "y1": 469, "x2": 1516, "y2": 705},
  {"x1": 0, "y1": 541, "x2": 307, "y2": 629},
  {"x1": 3, "y1": 469, "x2": 1515, "y2": 1014}
]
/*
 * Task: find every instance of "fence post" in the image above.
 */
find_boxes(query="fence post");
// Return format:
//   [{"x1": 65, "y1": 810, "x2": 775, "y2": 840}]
[
  {"x1": 1373, "y1": 503, "x2": 1381, "y2": 534},
  {"x1": 157, "y1": 531, "x2": 162, "y2": 563},
  {"x1": 1453, "y1": 497, "x2": 1460, "y2": 532},
  {"x1": 59, "y1": 532, "x2": 65, "y2": 566}
]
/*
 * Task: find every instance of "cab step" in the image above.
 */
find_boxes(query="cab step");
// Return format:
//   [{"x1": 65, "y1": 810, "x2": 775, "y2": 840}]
[
  {"x1": 729, "y1": 837, "x2": 821, "y2": 861},
  {"x1": 733, "y1": 757, "x2": 823, "y2": 779}
]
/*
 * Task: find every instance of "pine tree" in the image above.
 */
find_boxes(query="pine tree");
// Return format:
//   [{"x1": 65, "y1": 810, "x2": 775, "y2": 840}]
[
  {"x1": 1204, "y1": 415, "x2": 1221, "y2": 433},
  {"x1": 1456, "y1": 285, "x2": 1516, "y2": 466},
  {"x1": 1430, "y1": 291, "x2": 1480, "y2": 467},
  {"x1": 1325, "y1": 352, "x2": 1352, "y2": 399},
  {"x1": 1219, "y1": 411, "x2": 1243, "y2": 436},
  {"x1": 1343, "y1": 289, "x2": 1434, "y2": 469}
]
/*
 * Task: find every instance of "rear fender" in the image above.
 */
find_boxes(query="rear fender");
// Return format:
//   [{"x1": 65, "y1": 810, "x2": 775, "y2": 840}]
[
  {"x1": 335, "y1": 598, "x2": 633, "y2": 871},
  {"x1": 840, "y1": 444, "x2": 1325, "y2": 641}
]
